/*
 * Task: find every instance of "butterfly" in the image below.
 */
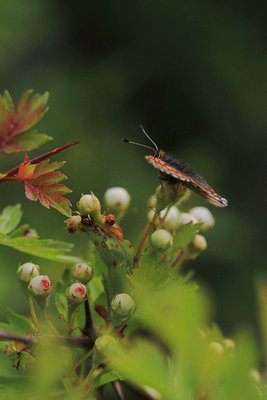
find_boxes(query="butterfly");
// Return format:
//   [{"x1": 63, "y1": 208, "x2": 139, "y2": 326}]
[{"x1": 123, "y1": 126, "x2": 228, "y2": 207}]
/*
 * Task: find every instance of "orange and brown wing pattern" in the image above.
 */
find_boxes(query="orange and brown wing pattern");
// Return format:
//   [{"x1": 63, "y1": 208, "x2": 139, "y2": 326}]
[
  {"x1": 145, "y1": 155, "x2": 228, "y2": 207},
  {"x1": 145, "y1": 155, "x2": 191, "y2": 182}
]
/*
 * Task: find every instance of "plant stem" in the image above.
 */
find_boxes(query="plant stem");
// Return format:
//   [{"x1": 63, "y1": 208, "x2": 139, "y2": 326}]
[
  {"x1": 112, "y1": 380, "x2": 125, "y2": 400},
  {"x1": 82, "y1": 299, "x2": 96, "y2": 347},
  {"x1": 0, "y1": 141, "x2": 79, "y2": 182},
  {"x1": 28, "y1": 295, "x2": 40, "y2": 331},
  {"x1": 71, "y1": 349, "x2": 94, "y2": 372},
  {"x1": 134, "y1": 212, "x2": 158, "y2": 265}
]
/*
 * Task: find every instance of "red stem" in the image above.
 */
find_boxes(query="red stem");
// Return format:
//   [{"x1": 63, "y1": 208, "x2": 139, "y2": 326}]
[
  {"x1": 134, "y1": 212, "x2": 158, "y2": 265},
  {"x1": 0, "y1": 142, "x2": 79, "y2": 181}
]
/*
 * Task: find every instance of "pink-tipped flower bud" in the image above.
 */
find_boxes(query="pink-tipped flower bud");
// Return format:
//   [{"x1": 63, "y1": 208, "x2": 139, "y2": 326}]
[
  {"x1": 151, "y1": 229, "x2": 173, "y2": 252},
  {"x1": 178, "y1": 212, "x2": 198, "y2": 226},
  {"x1": 189, "y1": 207, "x2": 215, "y2": 232},
  {"x1": 95, "y1": 335, "x2": 116, "y2": 354},
  {"x1": 66, "y1": 215, "x2": 82, "y2": 233},
  {"x1": 111, "y1": 293, "x2": 135, "y2": 318},
  {"x1": 77, "y1": 194, "x2": 101, "y2": 216},
  {"x1": 71, "y1": 263, "x2": 94, "y2": 284},
  {"x1": 28, "y1": 275, "x2": 52, "y2": 296},
  {"x1": 104, "y1": 187, "x2": 130, "y2": 212},
  {"x1": 17, "y1": 262, "x2": 40, "y2": 283},
  {"x1": 66, "y1": 282, "x2": 87, "y2": 304}
]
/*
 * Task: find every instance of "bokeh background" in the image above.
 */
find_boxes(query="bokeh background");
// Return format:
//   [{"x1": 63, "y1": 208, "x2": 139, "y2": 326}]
[{"x1": 0, "y1": 0, "x2": 266, "y2": 372}]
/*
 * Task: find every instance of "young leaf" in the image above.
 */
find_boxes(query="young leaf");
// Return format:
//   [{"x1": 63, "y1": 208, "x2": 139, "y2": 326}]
[
  {"x1": 172, "y1": 222, "x2": 202, "y2": 249},
  {"x1": 0, "y1": 204, "x2": 22, "y2": 234},
  {"x1": 16, "y1": 156, "x2": 72, "y2": 217},
  {"x1": 0, "y1": 90, "x2": 51, "y2": 154}
]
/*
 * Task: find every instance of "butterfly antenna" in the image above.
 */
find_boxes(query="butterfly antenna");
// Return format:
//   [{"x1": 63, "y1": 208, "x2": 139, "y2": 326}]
[
  {"x1": 122, "y1": 138, "x2": 155, "y2": 152},
  {"x1": 139, "y1": 125, "x2": 159, "y2": 152}
]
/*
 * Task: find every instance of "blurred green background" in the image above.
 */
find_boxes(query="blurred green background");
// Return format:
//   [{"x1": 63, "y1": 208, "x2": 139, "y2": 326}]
[{"x1": 0, "y1": 0, "x2": 266, "y2": 362}]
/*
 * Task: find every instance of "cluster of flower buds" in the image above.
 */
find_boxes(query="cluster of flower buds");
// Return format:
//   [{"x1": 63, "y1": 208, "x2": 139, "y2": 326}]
[
  {"x1": 17, "y1": 262, "x2": 52, "y2": 298},
  {"x1": 66, "y1": 262, "x2": 94, "y2": 305}
]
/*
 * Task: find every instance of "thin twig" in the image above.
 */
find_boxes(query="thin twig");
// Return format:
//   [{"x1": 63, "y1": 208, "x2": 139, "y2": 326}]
[
  {"x1": 0, "y1": 141, "x2": 79, "y2": 181},
  {"x1": 112, "y1": 380, "x2": 125, "y2": 400},
  {"x1": 134, "y1": 212, "x2": 158, "y2": 265},
  {"x1": 0, "y1": 329, "x2": 92, "y2": 348}
]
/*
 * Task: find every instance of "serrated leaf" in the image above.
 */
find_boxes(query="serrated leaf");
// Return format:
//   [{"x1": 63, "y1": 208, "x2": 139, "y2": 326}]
[
  {"x1": 172, "y1": 222, "x2": 202, "y2": 249},
  {"x1": 0, "y1": 90, "x2": 50, "y2": 153},
  {"x1": 15, "y1": 156, "x2": 72, "y2": 217},
  {"x1": 0, "y1": 204, "x2": 22, "y2": 234},
  {"x1": 6, "y1": 308, "x2": 33, "y2": 334}
]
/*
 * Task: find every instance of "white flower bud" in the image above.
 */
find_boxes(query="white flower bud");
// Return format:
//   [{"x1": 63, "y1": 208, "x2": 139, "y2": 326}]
[
  {"x1": 104, "y1": 187, "x2": 130, "y2": 212},
  {"x1": 148, "y1": 194, "x2": 157, "y2": 209},
  {"x1": 192, "y1": 234, "x2": 207, "y2": 252},
  {"x1": 209, "y1": 341, "x2": 224, "y2": 354},
  {"x1": 28, "y1": 275, "x2": 52, "y2": 296},
  {"x1": 66, "y1": 215, "x2": 82, "y2": 233},
  {"x1": 151, "y1": 229, "x2": 173, "y2": 252},
  {"x1": 178, "y1": 212, "x2": 198, "y2": 226},
  {"x1": 223, "y1": 338, "x2": 235, "y2": 350},
  {"x1": 17, "y1": 262, "x2": 40, "y2": 283},
  {"x1": 111, "y1": 293, "x2": 135, "y2": 317},
  {"x1": 95, "y1": 335, "x2": 116, "y2": 354},
  {"x1": 66, "y1": 283, "x2": 87, "y2": 304},
  {"x1": 147, "y1": 209, "x2": 156, "y2": 222},
  {"x1": 189, "y1": 207, "x2": 215, "y2": 231},
  {"x1": 71, "y1": 263, "x2": 93, "y2": 284},
  {"x1": 161, "y1": 206, "x2": 180, "y2": 230},
  {"x1": 77, "y1": 194, "x2": 101, "y2": 216}
]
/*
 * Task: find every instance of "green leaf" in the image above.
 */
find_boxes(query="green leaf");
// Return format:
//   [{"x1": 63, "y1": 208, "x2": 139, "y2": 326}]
[
  {"x1": 0, "y1": 204, "x2": 22, "y2": 234},
  {"x1": 6, "y1": 308, "x2": 34, "y2": 334},
  {"x1": 172, "y1": 222, "x2": 202, "y2": 249},
  {"x1": 4, "y1": 130, "x2": 52, "y2": 154},
  {"x1": 55, "y1": 281, "x2": 68, "y2": 320},
  {"x1": 20, "y1": 351, "x2": 35, "y2": 370},
  {"x1": 92, "y1": 367, "x2": 126, "y2": 388}
]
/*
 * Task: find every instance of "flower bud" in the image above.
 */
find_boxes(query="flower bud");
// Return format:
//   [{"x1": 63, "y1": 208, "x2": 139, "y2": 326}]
[
  {"x1": 28, "y1": 275, "x2": 52, "y2": 296},
  {"x1": 17, "y1": 262, "x2": 40, "y2": 283},
  {"x1": 161, "y1": 206, "x2": 180, "y2": 230},
  {"x1": 151, "y1": 229, "x2": 173, "y2": 252},
  {"x1": 189, "y1": 207, "x2": 215, "y2": 232},
  {"x1": 111, "y1": 293, "x2": 135, "y2": 318},
  {"x1": 71, "y1": 263, "x2": 93, "y2": 284},
  {"x1": 66, "y1": 282, "x2": 87, "y2": 304},
  {"x1": 192, "y1": 234, "x2": 207, "y2": 252},
  {"x1": 77, "y1": 194, "x2": 101, "y2": 216},
  {"x1": 148, "y1": 194, "x2": 157, "y2": 209},
  {"x1": 95, "y1": 335, "x2": 116, "y2": 354},
  {"x1": 104, "y1": 187, "x2": 130, "y2": 212},
  {"x1": 178, "y1": 212, "x2": 198, "y2": 226},
  {"x1": 65, "y1": 215, "x2": 82, "y2": 233},
  {"x1": 209, "y1": 341, "x2": 224, "y2": 354},
  {"x1": 223, "y1": 338, "x2": 235, "y2": 350}
]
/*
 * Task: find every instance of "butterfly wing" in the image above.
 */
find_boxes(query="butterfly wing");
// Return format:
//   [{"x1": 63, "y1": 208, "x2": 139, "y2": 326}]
[{"x1": 145, "y1": 155, "x2": 228, "y2": 207}]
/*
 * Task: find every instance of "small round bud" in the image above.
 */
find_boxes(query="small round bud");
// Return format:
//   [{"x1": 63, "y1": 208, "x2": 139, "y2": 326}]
[
  {"x1": 209, "y1": 341, "x2": 224, "y2": 354},
  {"x1": 148, "y1": 194, "x2": 157, "y2": 209},
  {"x1": 71, "y1": 263, "x2": 93, "y2": 284},
  {"x1": 66, "y1": 215, "x2": 82, "y2": 233},
  {"x1": 161, "y1": 206, "x2": 180, "y2": 230},
  {"x1": 178, "y1": 212, "x2": 198, "y2": 226},
  {"x1": 249, "y1": 369, "x2": 261, "y2": 383},
  {"x1": 28, "y1": 275, "x2": 52, "y2": 296},
  {"x1": 223, "y1": 338, "x2": 235, "y2": 350},
  {"x1": 77, "y1": 194, "x2": 101, "y2": 216},
  {"x1": 147, "y1": 209, "x2": 156, "y2": 222},
  {"x1": 17, "y1": 262, "x2": 40, "y2": 283},
  {"x1": 95, "y1": 335, "x2": 116, "y2": 354},
  {"x1": 104, "y1": 187, "x2": 130, "y2": 212},
  {"x1": 66, "y1": 283, "x2": 87, "y2": 304},
  {"x1": 111, "y1": 293, "x2": 135, "y2": 318},
  {"x1": 189, "y1": 207, "x2": 215, "y2": 232},
  {"x1": 192, "y1": 234, "x2": 207, "y2": 252},
  {"x1": 151, "y1": 229, "x2": 173, "y2": 252}
]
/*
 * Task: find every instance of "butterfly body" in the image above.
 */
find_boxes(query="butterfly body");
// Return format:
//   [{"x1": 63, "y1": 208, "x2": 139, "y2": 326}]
[{"x1": 145, "y1": 151, "x2": 228, "y2": 207}]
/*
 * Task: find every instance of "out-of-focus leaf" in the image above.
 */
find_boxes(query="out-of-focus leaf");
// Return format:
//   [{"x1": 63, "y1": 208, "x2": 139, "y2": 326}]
[
  {"x1": 6, "y1": 308, "x2": 34, "y2": 335},
  {"x1": 55, "y1": 281, "x2": 68, "y2": 320},
  {"x1": 92, "y1": 367, "x2": 126, "y2": 388},
  {"x1": 0, "y1": 204, "x2": 22, "y2": 234},
  {"x1": 20, "y1": 351, "x2": 35, "y2": 370},
  {"x1": 0, "y1": 90, "x2": 51, "y2": 153}
]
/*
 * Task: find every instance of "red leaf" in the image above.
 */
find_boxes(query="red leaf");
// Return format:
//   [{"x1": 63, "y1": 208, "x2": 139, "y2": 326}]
[
  {"x1": 94, "y1": 304, "x2": 109, "y2": 323},
  {"x1": 15, "y1": 158, "x2": 72, "y2": 217},
  {"x1": 0, "y1": 90, "x2": 51, "y2": 153}
]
